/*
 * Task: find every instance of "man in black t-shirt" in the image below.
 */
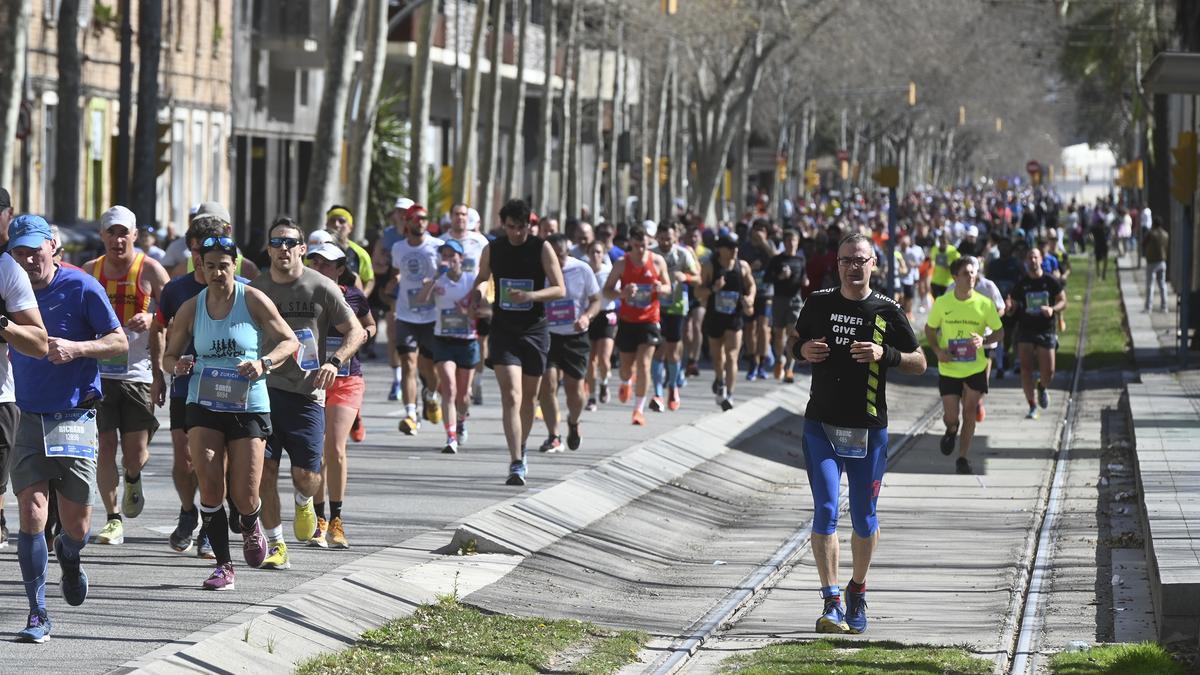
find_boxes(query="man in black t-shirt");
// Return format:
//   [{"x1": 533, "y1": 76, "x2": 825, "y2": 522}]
[
  {"x1": 793, "y1": 233, "x2": 926, "y2": 635},
  {"x1": 1006, "y1": 247, "x2": 1066, "y2": 419},
  {"x1": 766, "y1": 228, "x2": 806, "y2": 382}
]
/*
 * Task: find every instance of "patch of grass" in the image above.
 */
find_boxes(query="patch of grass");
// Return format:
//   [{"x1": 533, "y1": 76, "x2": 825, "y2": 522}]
[
  {"x1": 1049, "y1": 641, "x2": 1187, "y2": 674},
  {"x1": 296, "y1": 596, "x2": 647, "y2": 674},
  {"x1": 721, "y1": 638, "x2": 993, "y2": 674},
  {"x1": 1058, "y1": 255, "x2": 1132, "y2": 373}
]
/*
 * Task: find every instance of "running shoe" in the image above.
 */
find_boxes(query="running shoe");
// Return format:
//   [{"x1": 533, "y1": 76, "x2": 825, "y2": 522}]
[
  {"x1": 685, "y1": 360, "x2": 700, "y2": 377},
  {"x1": 940, "y1": 427, "x2": 957, "y2": 456},
  {"x1": 443, "y1": 437, "x2": 459, "y2": 454},
  {"x1": 618, "y1": 382, "x2": 632, "y2": 404},
  {"x1": 711, "y1": 379, "x2": 724, "y2": 396},
  {"x1": 169, "y1": 509, "x2": 198, "y2": 553},
  {"x1": 783, "y1": 368, "x2": 795, "y2": 384},
  {"x1": 16, "y1": 610, "x2": 52, "y2": 643},
  {"x1": 398, "y1": 416, "x2": 419, "y2": 435},
  {"x1": 746, "y1": 367, "x2": 759, "y2": 382},
  {"x1": 55, "y1": 536, "x2": 88, "y2": 606},
  {"x1": 755, "y1": 365, "x2": 769, "y2": 381},
  {"x1": 719, "y1": 397, "x2": 734, "y2": 412},
  {"x1": 667, "y1": 387, "x2": 681, "y2": 411},
  {"x1": 294, "y1": 497, "x2": 318, "y2": 542},
  {"x1": 599, "y1": 383, "x2": 610, "y2": 404},
  {"x1": 227, "y1": 498, "x2": 243, "y2": 534},
  {"x1": 387, "y1": 381, "x2": 401, "y2": 401},
  {"x1": 976, "y1": 401, "x2": 986, "y2": 423},
  {"x1": 1037, "y1": 383, "x2": 1049, "y2": 409},
  {"x1": 425, "y1": 393, "x2": 443, "y2": 424},
  {"x1": 308, "y1": 517, "x2": 329, "y2": 548},
  {"x1": 585, "y1": 397, "x2": 598, "y2": 412},
  {"x1": 648, "y1": 396, "x2": 665, "y2": 412},
  {"x1": 816, "y1": 597, "x2": 849, "y2": 633},
  {"x1": 0, "y1": 520, "x2": 8, "y2": 549},
  {"x1": 506, "y1": 460, "x2": 528, "y2": 486},
  {"x1": 1026, "y1": 405, "x2": 1040, "y2": 420},
  {"x1": 457, "y1": 422, "x2": 469, "y2": 445},
  {"x1": 845, "y1": 589, "x2": 868, "y2": 634},
  {"x1": 534, "y1": 404, "x2": 544, "y2": 420},
  {"x1": 242, "y1": 519, "x2": 268, "y2": 568},
  {"x1": 203, "y1": 563, "x2": 236, "y2": 591},
  {"x1": 539, "y1": 435, "x2": 563, "y2": 453},
  {"x1": 261, "y1": 541, "x2": 291, "y2": 570},
  {"x1": 472, "y1": 380, "x2": 484, "y2": 405},
  {"x1": 956, "y1": 456, "x2": 973, "y2": 475},
  {"x1": 632, "y1": 410, "x2": 646, "y2": 426},
  {"x1": 350, "y1": 414, "x2": 365, "y2": 442},
  {"x1": 196, "y1": 529, "x2": 215, "y2": 560},
  {"x1": 328, "y1": 517, "x2": 349, "y2": 549},
  {"x1": 122, "y1": 478, "x2": 145, "y2": 518},
  {"x1": 94, "y1": 518, "x2": 124, "y2": 545},
  {"x1": 676, "y1": 366, "x2": 687, "y2": 388},
  {"x1": 567, "y1": 423, "x2": 581, "y2": 451}
]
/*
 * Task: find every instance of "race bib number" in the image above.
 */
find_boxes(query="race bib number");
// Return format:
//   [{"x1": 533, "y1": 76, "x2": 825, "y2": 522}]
[
  {"x1": 440, "y1": 308, "x2": 471, "y2": 336},
  {"x1": 935, "y1": 253, "x2": 948, "y2": 267},
  {"x1": 947, "y1": 338, "x2": 977, "y2": 362},
  {"x1": 325, "y1": 336, "x2": 351, "y2": 376},
  {"x1": 98, "y1": 352, "x2": 129, "y2": 376},
  {"x1": 294, "y1": 328, "x2": 320, "y2": 371},
  {"x1": 546, "y1": 298, "x2": 576, "y2": 327},
  {"x1": 462, "y1": 257, "x2": 477, "y2": 274},
  {"x1": 715, "y1": 290, "x2": 740, "y2": 315},
  {"x1": 499, "y1": 278, "x2": 534, "y2": 311},
  {"x1": 43, "y1": 408, "x2": 98, "y2": 460},
  {"x1": 627, "y1": 284, "x2": 654, "y2": 308},
  {"x1": 822, "y1": 423, "x2": 869, "y2": 459},
  {"x1": 407, "y1": 287, "x2": 434, "y2": 313},
  {"x1": 1025, "y1": 290, "x2": 1050, "y2": 315},
  {"x1": 661, "y1": 283, "x2": 687, "y2": 306},
  {"x1": 197, "y1": 367, "x2": 251, "y2": 412}
]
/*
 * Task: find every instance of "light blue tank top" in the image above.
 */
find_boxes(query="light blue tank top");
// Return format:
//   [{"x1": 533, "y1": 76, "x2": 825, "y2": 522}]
[{"x1": 186, "y1": 282, "x2": 270, "y2": 413}]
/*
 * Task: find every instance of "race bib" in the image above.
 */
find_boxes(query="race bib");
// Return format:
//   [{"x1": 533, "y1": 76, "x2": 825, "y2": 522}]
[
  {"x1": 197, "y1": 366, "x2": 251, "y2": 412},
  {"x1": 627, "y1": 284, "x2": 654, "y2": 308},
  {"x1": 294, "y1": 328, "x2": 320, "y2": 371},
  {"x1": 947, "y1": 338, "x2": 977, "y2": 362},
  {"x1": 325, "y1": 336, "x2": 351, "y2": 376},
  {"x1": 1025, "y1": 290, "x2": 1050, "y2": 315},
  {"x1": 936, "y1": 253, "x2": 948, "y2": 267},
  {"x1": 822, "y1": 423, "x2": 869, "y2": 459},
  {"x1": 546, "y1": 298, "x2": 576, "y2": 327},
  {"x1": 43, "y1": 408, "x2": 98, "y2": 460},
  {"x1": 462, "y1": 257, "x2": 478, "y2": 274},
  {"x1": 715, "y1": 290, "x2": 740, "y2": 315},
  {"x1": 407, "y1": 287, "x2": 434, "y2": 313},
  {"x1": 440, "y1": 308, "x2": 471, "y2": 336},
  {"x1": 661, "y1": 282, "x2": 687, "y2": 306},
  {"x1": 499, "y1": 278, "x2": 534, "y2": 311},
  {"x1": 98, "y1": 352, "x2": 129, "y2": 376}
]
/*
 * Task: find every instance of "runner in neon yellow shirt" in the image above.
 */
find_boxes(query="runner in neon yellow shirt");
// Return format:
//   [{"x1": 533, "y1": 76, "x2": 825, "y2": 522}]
[
  {"x1": 924, "y1": 256, "x2": 1003, "y2": 475},
  {"x1": 929, "y1": 229, "x2": 960, "y2": 298}
]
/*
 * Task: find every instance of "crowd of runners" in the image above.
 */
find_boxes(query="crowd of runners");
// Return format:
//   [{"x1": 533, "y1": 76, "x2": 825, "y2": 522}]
[{"x1": 0, "y1": 181, "x2": 1160, "y2": 642}]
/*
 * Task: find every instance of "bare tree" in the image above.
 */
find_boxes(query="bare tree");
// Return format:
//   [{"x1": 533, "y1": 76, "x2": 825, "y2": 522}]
[
  {"x1": 54, "y1": 0, "x2": 82, "y2": 223},
  {"x1": 477, "y1": 0, "x2": 507, "y2": 224},
  {"x1": 589, "y1": 6, "x2": 608, "y2": 221},
  {"x1": 453, "y1": 0, "x2": 490, "y2": 205},
  {"x1": 408, "y1": 0, "x2": 437, "y2": 207},
  {"x1": 348, "y1": 0, "x2": 389, "y2": 239},
  {"x1": 504, "y1": 0, "x2": 530, "y2": 205},
  {"x1": 606, "y1": 16, "x2": 625, "y2": 225},
  {"x1": 0, "y1": 0, "x2": 30, "y2": 192},
  {"x1": 536, "y1": 0, "x2": 558, "y2": 215}
]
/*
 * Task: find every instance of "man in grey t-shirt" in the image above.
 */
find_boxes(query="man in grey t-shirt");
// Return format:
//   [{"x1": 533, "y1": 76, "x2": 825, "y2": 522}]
[{"x1": 250, "y1": 221, "x2": 364, "y2": 570}]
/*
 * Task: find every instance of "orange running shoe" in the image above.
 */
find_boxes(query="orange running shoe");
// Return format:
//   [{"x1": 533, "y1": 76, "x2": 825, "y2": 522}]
[
  {"x1": 619, "y1": 382, "x2": 632, "y2": 404},
  {"x1": 632, "y1": 410, "x2": 646, "y2": 425},
  {"x1": 350, "y1": 414, "x2": 365, "y2": 442},
  {"x1": 976, "y1": 401, "x2": 986, "y2": 423},
  {"x1": 667, "y1": 387, "x2": 681, "y2": 411}
]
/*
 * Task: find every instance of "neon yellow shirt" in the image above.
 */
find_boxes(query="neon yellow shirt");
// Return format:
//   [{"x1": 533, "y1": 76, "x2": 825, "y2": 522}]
[
  {"x1": 930, "y1": 245, "x2": 960, "y2": 287},
  {"x1": 927, "y1": 289, "x2": 1002, "y2": 379}
]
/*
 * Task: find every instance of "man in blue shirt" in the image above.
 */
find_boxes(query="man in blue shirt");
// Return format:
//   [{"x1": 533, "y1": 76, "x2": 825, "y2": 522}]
[{"x1": 6, "y1": 215, "x2": 128, "y2": 643}]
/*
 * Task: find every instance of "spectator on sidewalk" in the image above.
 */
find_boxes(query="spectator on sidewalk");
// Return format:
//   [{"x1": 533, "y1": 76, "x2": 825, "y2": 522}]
[{"x1": 1142, "y1": 217, "x2": 1170, "y2": 313}]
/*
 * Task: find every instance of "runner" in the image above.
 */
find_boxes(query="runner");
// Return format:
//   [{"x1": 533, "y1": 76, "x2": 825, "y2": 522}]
[
  {"x1": 897, "y1": 233, "x2": 924, "y2": 319},
  {"x1": 1007, "y1": 247, "x2": 1066, "y2": 420},
  {"x1": 925, "y1": 257, "x2": 1004, "y2": 475},
  {"x1": 83, "y1": 206, "x2": 171, "y2": 546},
  {"x1": 696, "y1": 236, "x2": 755, "y2": 411},
  {"x1": 468, "y1": 199, "x2": 565, "y2": 485},
  {"x1": 794, "y1": 232, "x2": 926, "y2": 634},
  {"x1": 650, "y1": 223, "x2": 698, "y2": 411},
  {"x1": 682, "y1": 225, "x2": 709, "y2": 378},
  {"x1": 602, "y1": 224, "x2": 671, "y2": 426},
  {"x1": 251, "y1": 221, "x2": 365, "y2": 570},
  {"x1": 537, "y1": 234, "x2": 601, "y2": 450},
  {"x1": 766, "y1": 228, "x2": 806, "y2": 383},
  {"x1": 739, "y1": 220, "x2": 777, "y2": 380},
  {"x1": 175, "y1": 202, "x2": 260, "y2": 281},
  {"x1": 442, "y1": 203, "x2": 492, "y2": 406},
  {"x1": 388, "y1": 204, "x2": 443, "y2": 435},
  {"x1": 929, "y1": 229, "x2": 960, "y2": 299},
  {"x1": 163, "y1": 235, "x2": 299, "y2": 590},
  {"x1": 374, "y1": 197, "x2": 413, "y2": 400},
  {"x1": 303, "y1": 243, "x2": 375, "y2": 548},
  {"x1": 415, "y1": 239, "x2": 478, "y2": 453},
  {"x1": 323, "y1": 206, "x2": 375, "y2": 296},
  {"x1": 584, "y1": 239, "x2": 616, "y2": 411},
  {"x1": 8, "y1": 214, "x2": 121, "y2": 641}
]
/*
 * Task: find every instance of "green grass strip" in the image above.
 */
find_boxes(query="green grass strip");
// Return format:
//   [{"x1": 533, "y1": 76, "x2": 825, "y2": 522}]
[
  {"x1": 1049, "y1": 641, "x2": 1188, "y2": 674},
  {"x1": 720, "y1": 638, "x2": 993, "y2": 674}
]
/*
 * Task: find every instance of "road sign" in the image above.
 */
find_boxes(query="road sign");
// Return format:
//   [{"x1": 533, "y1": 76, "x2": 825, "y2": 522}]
[{"x1": 1026, "y1": 160, "x2": 1041, "y2": 175}]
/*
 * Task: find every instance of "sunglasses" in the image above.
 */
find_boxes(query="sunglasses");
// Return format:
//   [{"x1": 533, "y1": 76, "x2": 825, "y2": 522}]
[
  {"x1": 201, "y1": 236, "x2": 237, "y2": 250},
  {"x1": 269, "y1": 237, "x2": 303, "y2": 250}
]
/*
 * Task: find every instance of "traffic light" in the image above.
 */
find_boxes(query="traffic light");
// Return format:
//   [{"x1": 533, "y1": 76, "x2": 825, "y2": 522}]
[
  {"x1": 1171, "y1": 132, "x2": 1197, "y2": 204},
  {"x1": 907, "y1": 81, "x2": 916, "y2": 107},
  {"x1": 156, "y1": 122, "x2": 171, "y2": 177}
]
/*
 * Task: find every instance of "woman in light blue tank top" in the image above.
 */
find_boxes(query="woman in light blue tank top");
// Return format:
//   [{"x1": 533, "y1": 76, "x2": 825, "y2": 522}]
[{"x1": 162, "y1": 236, "x2": 299, "y2": 591}]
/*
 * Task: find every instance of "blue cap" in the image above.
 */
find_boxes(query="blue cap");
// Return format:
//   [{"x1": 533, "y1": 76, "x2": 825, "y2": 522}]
[
  {"x1": 439, "y1": 239, "x2": 465, "y2": 256},
  {"x1": 8, "y1": 214, "x2": 52, "y2": 251}
]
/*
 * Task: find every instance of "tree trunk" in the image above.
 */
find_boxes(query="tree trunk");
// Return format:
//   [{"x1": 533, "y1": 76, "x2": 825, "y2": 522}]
[
  {"x1": 55, "y1": 0, "x2": 82, "y2": 223},
  {"x1": 732, "y1": 96, "x2": 752, "y2": 220},
  {"x1": 0, "y1": 0, "x2": 30, "y2": 192},
  {"x1": 651, "y1": 49, "x2": 671, "y2": 223},
  {"x1": 477, "y1": 0, "x2": 506, "y2": 225},
  {"x1": 347, "y1": 0, "x2": 388, "y2": 239},
  {"x1": 454, "y1": 0, "x2": 489, "y2": 206},
  {"x1": 131, "y1": 0, "x2": 161, "y2": 229},
  {"x1": 115, "y1": 0, "x2": 133, "y2": 205},
  {"x1": 562, "y1": 1, "x2": 582, "y2": 219},
  {"x1": 665, "y1": 48, "x2": 679, "y2": 220},
  {"x1": 589, "y1": 7, "x2": 607, "y2": 221},
  {"x1": 606, "y1": 17, "x2": 623, "y2": 226},
  {"x1": 407, "y1": 0, "x2": 436, "y2": 208},
  {"x1": 301, "y1": 0, "x2": 364, "y2": 233},
  {"x1": 637, "y1": 56, "x2": 649, "y2": 222},
  {"x1": 536, "y1": 0, "x2": 557, "y2": 216},
  {"x1": 503, "y1": 0, "x2": 529, "y2": 205}
]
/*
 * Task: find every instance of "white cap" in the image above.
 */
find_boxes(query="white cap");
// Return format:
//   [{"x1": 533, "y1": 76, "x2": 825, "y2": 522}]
[
  {"x1": 100, "y1": 205, "x2": 137, "y2": 231},
  {"x1": 394, "y1": 197, "x2": 414, "y2": 212},
  {"x1": 308, "y1": 229, "x2": 333, "y2": 246},
  {"x1": 467, "y1": 207, "x2": 481, "y2": 231},
  {"x1": 305, "y1": 243, "x2": 346, "y2": 262},
  {"x1": 967, "y1": 224, "x2": 979, "y2": 237},
  {"x1": 642, "y1": 219, "x2": 658, "y2": 237}
]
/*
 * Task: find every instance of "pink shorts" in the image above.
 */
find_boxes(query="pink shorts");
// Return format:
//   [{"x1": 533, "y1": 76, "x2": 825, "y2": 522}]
[{"x1": 327, "y1": 376, "x2": 365, "y2": 410}]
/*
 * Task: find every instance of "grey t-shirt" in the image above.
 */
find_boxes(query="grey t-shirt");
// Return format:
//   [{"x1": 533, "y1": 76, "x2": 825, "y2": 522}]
[{"x1": 250, "y1": 267, "x2": 354, "y2": 400}]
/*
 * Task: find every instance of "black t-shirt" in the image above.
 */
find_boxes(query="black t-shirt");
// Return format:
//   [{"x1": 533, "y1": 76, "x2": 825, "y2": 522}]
[
  {"x1": 489, "y1": 235, "x2": 547, "y2": 330},
  {"x1": 794, "y1": 288, "x2": 919, "y2": 428},
  {"x1": 1009, "y1": 273, "x2": 1063, "y2": 336},
  {"x1": 766, "y1": 252, "x2": 806, "y2": 299}
]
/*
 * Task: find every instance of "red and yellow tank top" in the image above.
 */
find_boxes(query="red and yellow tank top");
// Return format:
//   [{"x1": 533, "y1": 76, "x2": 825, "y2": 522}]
[
  {"x1": 618, "y1": 252, "x2": 660, "y2": 324},
  {"x1": 92, "y1": 253, "x2": 152, "y2": 322}
]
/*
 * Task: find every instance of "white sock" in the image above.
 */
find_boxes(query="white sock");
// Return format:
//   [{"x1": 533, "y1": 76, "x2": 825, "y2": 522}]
[
  {"x1": 393, "y1": 367, "x2": 402, "y2": 382},
  {"x1": 405, "y1": 403, "x2": 417, "y2": 418},
  {"x1": 267, "y1": 525, "x2": 284, "y2": 544},
  {"x1": 294, "y1": 492, "x2": 310, "y2": 506},
  {"x1": 635, "y1": 395, "x2": 647, "y2": 412}
]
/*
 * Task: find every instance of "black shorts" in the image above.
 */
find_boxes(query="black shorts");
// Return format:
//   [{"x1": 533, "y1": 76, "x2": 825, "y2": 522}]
[
  {"x1": 660, "y1": 313, "x2": 687, "y2": 343},
  {"x1": 615, "y1": 320, "x2": 662, "y2": 353},
  {"x1": 184, "y1": 403, "x2": 272, "y2": 441},
  {"x1": 771, "y1": 295, "x2": 803, "y2": 330},
  {"x1": 476, "y1": 317, "x2": 492, "y2": 338},
  {"x1": 170, "y1": 396, "x2": 188, "y2": 431},
  {"x1": 0, "y1": 402, "x2": 19, "y2": 493},
  {"x1": 902, "y1": 283, "x2": 915, "y2": 299},
  {"x1": 1017, "y1": 330, "x2": 1059, "y2": 350},
  {"x1": 548, "y1": 332, "x2": 590, "y2": 380},
  {"x1": 487, "y1": 322, "x2": 550, "y2": 376},
  {"x1": 588, "y1": 310, "x2": 617, "y2": 341},
  {"x1": 938, "y1": 370, "x2": 989, "y2": 397},
  {"x1": 931, "y1": 283, "x2": 948, "y2": 298},
  {"x1": 395, "y1": 319, "x2": 436, "y2": 359},
  {"x1": 752, "y1": 295, "x2": 772, "y2": 320},
  {"x1": 703, "y1": 312, "x2": 744, "y2": 339}
]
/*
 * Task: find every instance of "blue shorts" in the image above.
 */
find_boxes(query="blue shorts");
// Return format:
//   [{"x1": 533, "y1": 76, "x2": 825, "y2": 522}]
[
  {"x1": 432, "y1": 336, "x2": 481, "y2": 369},
  {"x1": 264, "y1": 388, "x2": 325, "y2": 473},
  {"x1": 802, "y1": 419, "x2": 889, "y2": 538}
]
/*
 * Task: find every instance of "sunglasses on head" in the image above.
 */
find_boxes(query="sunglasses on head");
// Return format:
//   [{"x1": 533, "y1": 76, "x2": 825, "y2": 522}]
[
  {"x1": 200, "y1": 236, "x2": 237, "y2": 254},
  {"x1": 269, "y1": 237, "x2": 303, "y2": 250}
]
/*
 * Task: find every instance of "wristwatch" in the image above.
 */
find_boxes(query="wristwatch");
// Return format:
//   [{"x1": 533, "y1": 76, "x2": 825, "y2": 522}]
[
  {"x1": 327, "y1": 355, "x2": 343, "y2": 369},
  {"x1": 0, "y1": 315, "x2": 9, "y2": 331},
  {"x1": 260, "y1": 357, "x2": 273, "y2": 374}
]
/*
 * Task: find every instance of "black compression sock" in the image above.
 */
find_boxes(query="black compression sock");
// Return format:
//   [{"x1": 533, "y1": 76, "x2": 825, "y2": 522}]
[
  {"x1": 238, "y1": 506, "x2": 260, "y2": 533},
  {"x1": 199, "y1": 504, "x2": 232, "y2": 565},
  {"x1": 330, "y1": 501, "x2": 343, "y2": 520},
  {"x1": 125, "y1": 473, "x2": 140, "y2": 484},
  {"x1": 315, "y1": 502, "x2": 326, "y2": 520},
  {"x1": 107, "y1": 512, "x2": 122, "y2": 522}
]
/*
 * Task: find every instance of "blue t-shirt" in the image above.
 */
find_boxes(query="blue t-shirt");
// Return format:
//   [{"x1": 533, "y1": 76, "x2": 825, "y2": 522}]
[
  {"x1": 158, "y1": 273, "x2": 248, "y2": 398},
  {"x1": 1041, "y1": 254, "x2": 1060, "y2": 276},
  {"x1": 13, "y1": 265, "x2": 122, "y2": 414}
]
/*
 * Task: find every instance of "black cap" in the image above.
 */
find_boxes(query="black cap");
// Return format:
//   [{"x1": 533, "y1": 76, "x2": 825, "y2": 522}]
[{"x1": 0, "y1": 187, "x2": 10, "y2": 210}]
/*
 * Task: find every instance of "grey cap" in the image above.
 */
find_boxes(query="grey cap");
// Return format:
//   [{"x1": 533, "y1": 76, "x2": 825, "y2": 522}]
[
  {"x1": 192, "y1": 201, "x2": 231, "y2": 224},
  {"x1": 100, "y1": 205, "x2": 137, "y2": 230},
  {"x1": 0, "y1": 187, "x2": 10, "y2": 209}
]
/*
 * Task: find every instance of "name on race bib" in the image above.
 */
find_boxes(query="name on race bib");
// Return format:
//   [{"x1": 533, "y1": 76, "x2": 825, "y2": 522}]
[
  {"x1": 197, "y1": 366, "x2": 251, "y2": 412},
  {"x1": 325, "y1": 336, "x2": 351, "y2": 376},
  {"x1": 715, "y1": 290, "x2": 740, "y2": 315},
  {"x1": 498, "y1": 278, "x2": 534, "y2": 311},
  {"x1": 1025, "y1": 290, "x2": 1050, "y2": 315},
  {"x1": 440, "y1": 308, "x2": 471, "y2": 336},
  {"x1": 294, "y1": 328, "x2": 320, "y2": 371},
  {"x1": 546, "y1": 298, "x2": 576, "y2": 326},
  {"x1": 43, "y1": 408, "x2": 98, "y2": 460},
  {"x1": 407, "y1": 287, "x2": 435, "y2": 312},
  {"x1": 822, "y1": 423, "x2": 868, "y2": 459},
  {"x1": 627, "y1": 284, "x2": 654, "y2": 308},
  {"x1": 947, "y1": 338, "x2": 977, "y2": 362}
]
